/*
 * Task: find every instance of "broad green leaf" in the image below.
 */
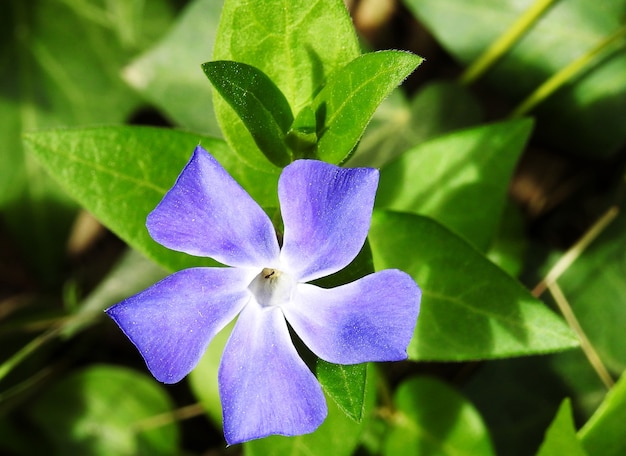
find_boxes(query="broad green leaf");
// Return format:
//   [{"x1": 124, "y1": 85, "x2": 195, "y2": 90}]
[
  {"x1": 556, "y1": 206, "x2": 626, "y2": 374},
  {"x1": 536, "y1": 399, "x2": 587, "y2": 456},
  {"x1": 24, "y1": 126, "x2": 280, "y2": 272},
  {"x1": 313, "y1": 51, "x2": 423, "y2": 164},
  {"x1": 376, "y1": 118, "x2": 533, "y2": 251},
  {"x1": 123, "y1": 0, "x2": 224, "y2": 136},
  {"x1": 384, "y1": 376, "x2": 495, "y2": 456},
  {"x1": 579, "y1": 371, "x2": 626, "y2": 456},
  {"x1": 27, "y1": 365, "x2": 178, "y2": 455},
  {"x1": 368, "y1": 211, "x2": 579, "y2": 360},
  {"x1": 1, "y1": 0, "x2": 172, "y2": 283},
  {"x1": 348, "y1": 80, "x2": 483, "y2": 168},
  {"x1": 316, "y1": 361, "x2": 367, "y2": 422},
  {"x1": 404, "y1": 0, "x2": 626, "y2": 157},
  {"x1": 244, "y1": 364, "x2": 377, "y2": 456},
  {"x1": 212, "y1": 0, "x2": 360, "y2": 170},
  {"x1": 202, "y1": 60, "x2": 293, "y2": 167}
]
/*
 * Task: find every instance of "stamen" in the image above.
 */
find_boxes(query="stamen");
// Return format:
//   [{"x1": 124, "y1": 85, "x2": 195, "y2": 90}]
[{"x1": 248, "y1": 268, "x2": 294, "y2": 308}]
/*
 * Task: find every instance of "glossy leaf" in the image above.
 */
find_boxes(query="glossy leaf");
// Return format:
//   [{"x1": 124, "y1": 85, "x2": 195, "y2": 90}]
[
  {"x1": 316, "y1": 361, "x2": 367, "y2": 422},
  {"x1": 404, "y1": 0, "x2": 626, "y2": 157},
  {"x1": 313, "y1": 51, "x2": 423, "y2": 164},
  {"x1": 202, "y1": 60, "x2": 293, "y2": 167},
  {"x1": 123, "y1": 0, "x2": 224, "y2": 136},
  {"x1": 579, "y1": 371, "x2": 626, "y2": 456},
  {"x1": 27, "y1": 365, "x2": 178, "y2": 455},
  {"x1": 384, "y1": 376, "x2": 495, "y2": 456},
  {"x1": 244, "y1": 364, "x2": 377, "y2": 456},
  {"x1": 376, "y1": 118, "x2": 533, "y2": 251},
  {"x1": 536, "y1": 399, "x2": 587, "y2": 456},
  {"x1": 368, "y1": 211, "x2": 579, "y2": 360},
  {"x1": 212, "y1": 0, "x2": 360, "y2": 170},
  {"x1": 24, "y1": 126, "x2": 279, "y2": 272},
  {"x1": 348, "y1": 80, "x2": 483, "y2": 168}
]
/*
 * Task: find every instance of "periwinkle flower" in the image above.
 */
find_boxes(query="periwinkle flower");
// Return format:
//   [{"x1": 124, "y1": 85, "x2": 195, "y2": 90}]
[{"x1": 106, "y1": 146, "x2": 420, "y2": 444}]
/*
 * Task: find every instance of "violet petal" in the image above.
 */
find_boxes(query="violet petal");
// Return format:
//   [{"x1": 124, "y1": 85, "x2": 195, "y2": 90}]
[
  {"x1": 219, "y1": 303, "x2": 327, "y2": 444},
  {"x1": 147, "y1": 146, "x2": 280, "y2": 268},
  {"x1": 282, "y1": 270, "x2": 421, "y2": 364},
  {"x1": 278, "y1": 160, "x2": 379, "y2": 282},
  {"x1": 105, "y1": 267, "x2": 253, "y2": 383}
]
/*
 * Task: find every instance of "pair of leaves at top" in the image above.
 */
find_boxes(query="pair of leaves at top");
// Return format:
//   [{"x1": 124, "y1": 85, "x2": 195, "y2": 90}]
[{"x1": 203, "y1": 52, "x2": 422, "y2": 168}]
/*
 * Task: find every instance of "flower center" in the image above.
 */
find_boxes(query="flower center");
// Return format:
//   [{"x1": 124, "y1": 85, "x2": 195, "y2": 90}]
[{"x1": 248, "y1": 267, "x2": 295, "y2": 308}]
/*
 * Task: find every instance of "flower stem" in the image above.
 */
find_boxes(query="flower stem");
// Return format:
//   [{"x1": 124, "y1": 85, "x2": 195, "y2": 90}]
[
  {"x1": 0, "y1": 327, "x2": 61, "y2": 383},
  {"x1": 511, "y1": 24, "x2": 626, "y2": 117},
  {"x1": 548, "y1": 281, "x2": 614, "y2": 389},
  {"x1": 133, "y1": 403, "x2": 207, "y2": 432},
  {"x1": 459, "y1": 0, "x2": 558, "y2": 86},
  {"x1": 532, "y1": 206, "x2": 619, "y2": 297}
]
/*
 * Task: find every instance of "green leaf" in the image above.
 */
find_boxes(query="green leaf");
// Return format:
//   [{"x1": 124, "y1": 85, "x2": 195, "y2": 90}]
[
  {"x1": 24, "y1": 126, "x2": 280, "y2": 272},
  {"x1": 348, "y1": 80, "x2": 483, "y2": 168},
  {"x1": 1, "y1": 0, "x2": 173, "y2": 283},
  {"x1": 212, "y1": 0, "x2": 360, "y2": 170},
  {"x1": 27, "y1": 365, "x2": 178, "y2": 455},
  {"x1": 404, "y1": 0, "x2": 626, "y2": 157},
  {"x1": 202, "y1": 60, "x2": 293, "y2": 167},
  {"x1": 244, "y1": 364, "x2": 377, "y2": 456},
  {"x1": 376, "y1": 118, "x2": 533, "y2": 251},
  {"x1": 368, "y1": 211, "x2": 579, "y2": 360},
  {"x1": 123, "y1": 0, "x2": 224, "y2": 136},
  {"x1": 313, "y1": 50, "x2": 423, "y2": 164},
  {"x1": 316, "y1": 361, "x2": 367, "y2": 422},
  {"x1": 536, "y1": 399, "x2": 587, "y2": 456},
  {"x1": 579, "y1": 371, "x2": 626, "y2": 456},
  {"x1": 384, "y1": 376, "x2": 495, "y2": 456}
]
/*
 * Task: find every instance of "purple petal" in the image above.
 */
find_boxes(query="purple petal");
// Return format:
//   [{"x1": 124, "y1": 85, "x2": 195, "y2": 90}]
[
  {"x1": 278, "y1": 160, "x2": 379, "y2": 282},
  {"x1": 282, "y1": 270, "x2": 420, "y2": 364},
  {"x1": 219, "y1": 302, "x2": 327, "y2": 445},
  {"x1": 147, "y1": 146, "x2": 280, "y2": 268},
  {"x1": 105, "y1": 267, "x2": 253, "y2": 383}
]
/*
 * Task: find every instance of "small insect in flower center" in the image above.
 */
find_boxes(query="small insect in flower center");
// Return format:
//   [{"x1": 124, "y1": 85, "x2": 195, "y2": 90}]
[{"x1": 248, "y1": 267, "x2": 295, "y2": 308}]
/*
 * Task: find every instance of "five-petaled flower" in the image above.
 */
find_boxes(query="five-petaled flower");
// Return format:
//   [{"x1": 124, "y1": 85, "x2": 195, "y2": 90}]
[{"x1": 106, "y1": 146, "x2": 421, "y2": 444}]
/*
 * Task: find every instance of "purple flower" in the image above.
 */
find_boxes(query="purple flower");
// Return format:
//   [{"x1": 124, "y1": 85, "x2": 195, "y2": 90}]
[{"x1": 106, "y1": 146, "x2": 420, "y2": 444}]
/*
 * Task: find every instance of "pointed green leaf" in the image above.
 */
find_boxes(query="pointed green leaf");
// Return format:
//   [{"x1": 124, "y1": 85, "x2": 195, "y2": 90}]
[
  {"x1": 314, "y1": 51, "x2": 423, "y2": 164},
  {"x1": 368, "y1": 211, "x2": 579, "y2": 360},
  {"x1": 377, "y1": 119, "x2": 533, "y2": 251},
  {"x1": 537, "y1": 399, "x2": 587, "y2": 456},
  {"x1": 212, "y1": 0, "x2": 360, "y2": 170},
  {"x1": 24, "y1": 126, "x2": 280, "y2": 272},
  {"x1": 202, "y1": 60, "x2": 293, "y2": 167},
  {"x1": 579, "y1": 371, "x2": 626, "y2": 456},
  {"x1": 316, "y1": 361, "x2": 367, "y2": 422},
  {"x1": 384, "y1": 376, "x2": 495, "y2": 456}
]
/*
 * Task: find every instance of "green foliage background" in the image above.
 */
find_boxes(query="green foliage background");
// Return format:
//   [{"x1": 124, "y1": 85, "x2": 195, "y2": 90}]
[{"x1": 1, "y1": 0, "x2": 625, "y2": 454}]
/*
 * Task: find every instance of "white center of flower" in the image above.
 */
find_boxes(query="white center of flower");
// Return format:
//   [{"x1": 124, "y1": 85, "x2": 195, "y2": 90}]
[{"x1": 248, "y1": 268, "x2": 295, "y2": 308}]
